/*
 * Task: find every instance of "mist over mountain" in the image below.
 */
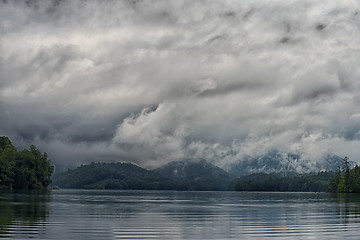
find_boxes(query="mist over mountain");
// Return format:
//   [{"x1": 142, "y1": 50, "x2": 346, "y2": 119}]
[{"x1": 228, "y1": 150, "x2": 350, "y2": 177}]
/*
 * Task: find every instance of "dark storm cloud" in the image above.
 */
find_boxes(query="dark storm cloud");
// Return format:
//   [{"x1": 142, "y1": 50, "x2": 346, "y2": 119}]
[{"x1": 2, "y1": 0, "x2": 360, "y2": 169}]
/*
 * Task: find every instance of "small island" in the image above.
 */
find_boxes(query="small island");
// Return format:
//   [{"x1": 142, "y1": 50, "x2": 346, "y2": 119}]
[{"x1": 0, "y1": 136, "x2": 54, "y2": 189}]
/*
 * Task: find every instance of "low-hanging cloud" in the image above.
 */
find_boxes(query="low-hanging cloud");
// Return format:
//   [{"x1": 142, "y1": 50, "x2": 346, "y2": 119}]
[{"x1": 2, "y1": 0, "x2": 360, "y2": 170}]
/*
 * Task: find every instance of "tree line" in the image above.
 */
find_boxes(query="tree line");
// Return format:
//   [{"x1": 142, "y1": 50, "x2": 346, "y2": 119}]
[
  {"x1": 329, "y1": 157, "x2": 360, "y2": 193},
  {"x1": 0, "y1": 136, "x2": 54, "y2": 189},
  {"x1": 230, "y1": 171, "x2": 334, "y2": 192}
]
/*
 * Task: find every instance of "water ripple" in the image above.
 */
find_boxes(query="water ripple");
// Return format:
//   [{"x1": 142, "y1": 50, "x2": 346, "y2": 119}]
[{"x1": 1, "y1": 190, "x2": 360, "y2": 239}]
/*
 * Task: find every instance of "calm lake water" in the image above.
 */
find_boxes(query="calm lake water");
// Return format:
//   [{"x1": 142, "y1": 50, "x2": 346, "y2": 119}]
[{"x1": 1, "y1": 190, "x2": 360, "y2": 239}]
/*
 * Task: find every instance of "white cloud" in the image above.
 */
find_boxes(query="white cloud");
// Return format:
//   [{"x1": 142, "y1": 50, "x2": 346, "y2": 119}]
[
  {"x1": 111, "y1": 103, "x2": 188, "y2": 168},
  {"x1": 2, "y1": 0, "x2": 360, "y2": 168}
]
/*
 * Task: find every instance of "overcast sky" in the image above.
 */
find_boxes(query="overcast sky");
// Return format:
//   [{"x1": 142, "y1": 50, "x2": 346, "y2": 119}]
[{"x1": 1, "y1": 0, "x2": 360, "y2": 169}]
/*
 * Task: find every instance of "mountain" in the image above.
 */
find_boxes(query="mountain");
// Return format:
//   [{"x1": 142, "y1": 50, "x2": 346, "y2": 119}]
[
  {"x1": 228, "y1": 150, "x2": 352, "y2": 177},
  {"x1": 51, "y1": 162, "x2": 187, "y2": 190},
  {"x1": 51, "y1": 153, "x2": 348, "y2": 190},
  {"x1": 52, "y1": 159, "x2": 236, "y2": 191},
  {"x1": 154, "y1": 159, "x2": 235, "y2": 191}
]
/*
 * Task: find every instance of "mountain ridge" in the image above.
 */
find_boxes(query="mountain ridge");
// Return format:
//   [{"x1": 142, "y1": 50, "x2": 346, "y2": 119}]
[
  {"x1": 51, "y1": 151, "x2": 353, "y2": 190},
  {"x1": 51, "y1": 162, "x2": 187, "y2": 190},
  {"x1": 154, "y1": 158, "x2": 235, "y2": 191}
]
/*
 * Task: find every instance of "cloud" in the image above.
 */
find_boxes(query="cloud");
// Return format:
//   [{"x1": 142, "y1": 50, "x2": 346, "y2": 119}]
[
  {"x1": 111, "y1": 103, "x2": 188, "y2": 168},
  {"x1": 1, "y1": 0, "x2": 360, "y2": 169}
]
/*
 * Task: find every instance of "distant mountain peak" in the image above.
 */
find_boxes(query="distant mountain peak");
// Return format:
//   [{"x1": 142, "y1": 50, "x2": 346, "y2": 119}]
[{"x1": 228, "y1": 150, "x2": 349, "y2": 177}]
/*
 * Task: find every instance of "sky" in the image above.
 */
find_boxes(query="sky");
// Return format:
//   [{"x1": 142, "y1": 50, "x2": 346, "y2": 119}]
[{"x1": 1, "y1": 0, "x2": 360, "y2": 170}]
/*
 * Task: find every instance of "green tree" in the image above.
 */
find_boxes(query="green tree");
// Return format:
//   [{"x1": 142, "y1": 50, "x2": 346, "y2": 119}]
[
  {"x1": 0, "y1": 137, "x2": 16, "y2": 187},
  {"x1": 342, "y1": 157, "x2": 350, "y2": 192},
  {"x1": 0, "y1": 136, "x2": 54, "y2": 189},
  {"x1": 13, "y1": 150, "x2": 40, "y2": 189},
  {"x1": 30, "y1": 145, "x2": 54, "y2": 187},
  {"x1": 329, "y1": 167, "x2": 341, "y2": 192},
  {"x1": 0, "y1": 136, "x2": 15, "y2": 151},
  {"x1": 350, "y1": 165, "x2": 360, "y2": 192},
  {"x1": 0, "y1": 148, "x2": 16, "y2": 187},
  {"x1": 328, "y1": 157, "x2": 360, "y2": 193}
]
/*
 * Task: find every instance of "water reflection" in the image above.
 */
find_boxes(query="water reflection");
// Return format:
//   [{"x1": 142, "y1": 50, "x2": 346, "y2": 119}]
[
  {"x1": 333, "y1": 193, "x2": 360, "y2": 224},
  {"x1": 1, "y1": 190, "x2": 360, "y2": 239},
  {"x1": 0, "y1": 190, "x2": 50, "y2": 238}
]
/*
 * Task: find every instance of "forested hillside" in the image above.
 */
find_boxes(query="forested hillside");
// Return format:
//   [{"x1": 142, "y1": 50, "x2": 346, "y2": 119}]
[
  {"x1": 51, "y1": 162, "x2": 188, "y2": 190},
  {"x1": 155, "y1": 159, "x2": 234, "y2": 191},
  {"x1": 52, "y1": 160, "x2": 235, "y2": 191}
]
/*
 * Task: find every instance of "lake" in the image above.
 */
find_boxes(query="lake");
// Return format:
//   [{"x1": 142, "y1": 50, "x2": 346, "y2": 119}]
[{"x1": 1, "y1": 190, "x2": 360, "y2": 239}]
